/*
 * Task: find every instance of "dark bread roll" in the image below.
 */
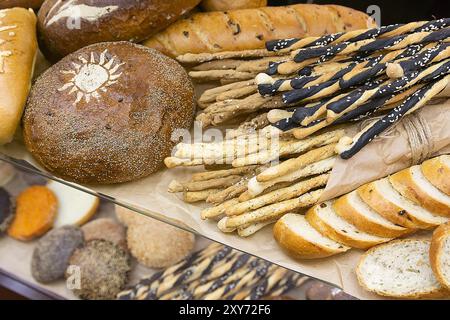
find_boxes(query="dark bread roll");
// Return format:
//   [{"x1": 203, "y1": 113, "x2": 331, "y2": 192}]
[
  {"x1": 23, "y1": 42, "x2": 195, "y2": 184},
  {"x1": 0, "y1": 0, "x2": 44, "y2": 9},
  {"x1": 38, "y1": 0, "x2": 201, "y2": 61}
]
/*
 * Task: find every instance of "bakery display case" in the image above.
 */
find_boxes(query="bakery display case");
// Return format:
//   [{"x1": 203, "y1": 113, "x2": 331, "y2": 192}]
[{"x1": 1, "y1": 0, "x2": 450, "y2": 302}]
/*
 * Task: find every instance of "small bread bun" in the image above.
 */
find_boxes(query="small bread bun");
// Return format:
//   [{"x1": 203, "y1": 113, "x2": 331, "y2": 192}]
[
  {"x1": 46, "y1": 180, "x2": 99, "y2": 228},
  {"x1": 31, "y1": 226, "x2": 84, "y2": 283},
  {"x1": 23, "y1": 42, "x2": 195, "y2": 184},
  {"x1": 126, "y1": 215, "x2": 195, "y2": 268},
  {"x1": 67, "y1": 239, "x2": 130, "y2": 300},
  {"x1": 8, "y1": 186, "x2": 57, "y2": 241},
  {"x1": 82, "y1": 218, "x2": 126, "y2": 250}
]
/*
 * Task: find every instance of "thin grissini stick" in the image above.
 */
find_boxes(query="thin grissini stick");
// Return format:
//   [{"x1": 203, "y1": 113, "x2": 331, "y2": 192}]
[
  {"x1": 183, "y1": 189, "x2": 222, "y2": 203},
  {"x1": 235, "y1": 56, "x2": 290, "y2": 73},
  {"x1": 231, "y1": 129, "x2": 343, "y2": 167},
  {"x1": 164, "y1": 157, "x2": 226, "y2": 168},
  {"x1": 191, "y1": 59, "x2": 244, "y2": 71},
  {"x1": 338, "y1": 75, "x2": 450, "y2": 159},
  {"x1": 327, "y1": 58, "x2": 450, "y2": 120},
  {"x1": 198, "y1": 79, "x2": 255, "y2": 105},
  {"x1": 266, "y1": 19, "x2": 450, "y2": 53},
  {"x1": 292, "y1": 28, "x2": 450, "y2": 64},
  {"x1": 226, "y1": 173, "x2": 329, "y2": 217},
  {"x1": 387, "y1": 42, "x2": 450, "y2": 78},
  {"x1": 225, "y1": 113, "x2": 270, "y2": 139},
  {"x1": 218, "y1": 216, "x2": 236, "y2": 233},
  {"x1": 256, "y1": 144, "x2": 337, "y2": 182},
  {"x1": 206, "y1": 178, "x2": 249, "y2": 204},
  {"x1": 236, "y1": 219, "x2": 277, "y2": 237},
  {"x1": 201, "y1": 198, "x2": 240, "y2": 220},
  {"x1": 225, "y1": 189, "x2": 323, "y2": 228},
  {"x1": 247, "y1": 157, "x2": 335, "y2": 197},
  {"x1": 216, "y1": 85, "x2": 258, "y2": 102},
  {"x1": 202, "y1": 93, "x2": 271, "y2": 115},
  {"x1": 271, "y1": 54, "x2": 351, "y2": 76},
  {"x1": 168, "y1": 175, "x2": 241, "y2": 192},
  {"x1": 176, "y1": 49, "x2": 284, "y2": 64},
  {"x1": 262, "y1": 273, "x2": 310, "y2": 299},
  {"x1": 188, "y1": 69, "x2": 256, "y2": 82},
  {"x1": 191, "y1": 165, "x2": 258, "y2": 181}
]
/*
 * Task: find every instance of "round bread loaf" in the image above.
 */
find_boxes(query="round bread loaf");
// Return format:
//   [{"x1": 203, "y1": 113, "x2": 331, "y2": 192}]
[
  {"x1": 37, "y1": 0, "x2": 200, "y2": 61},
  {"x1": 67, "y1": 239, "x2": 130, "y2": 300},
  {"x1": 23, "y1": 42, "x2": 195, "y2": 184},
  {"x1": 31, "y1": 226, "x2": 84, "y2": 283}
]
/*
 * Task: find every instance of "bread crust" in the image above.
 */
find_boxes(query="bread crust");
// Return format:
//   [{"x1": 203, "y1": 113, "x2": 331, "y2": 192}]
[
  {"x1": 201, "y1": 0, "x2": 267, "y2": 11},
  {"x1": 0, "y1": 8, "x2": 37, "y2": 145},
  {"x1": 143, "y1": 4, "x2": 375, "y2": 57},
  {"x1": 0, "y1": 0, "x2": 43, "y2": 9},
  {"x1": 333, "y1": 194, "x2": 409, "y2": 238},
  {"x1": 390, "y1": 168, "x2": 450, "y2": 217},
  {"x1": 357, "y1": 183, "x2": 420, "y2": 229},
  {"x1": 357, "y1": 239, "x2": 448, "y2": 299},
  {"x1": 23, "y1": 42, "x2": 195, "y2": 184},
  {"x1": 273, "y1": 214, "x2": 348, "y2": 260},
  {"x1": 421, "y1": 156, "x2": 450, "y2": 196},
  {"x1": 430, "y1": 223, "x2": 450, "y2": 290},
  {"x1": 38, "y1": 0, "x2": 200, "y2": 61},
  {"x1": 306, "y1": 204, "x2": 388, "y2": 250}
]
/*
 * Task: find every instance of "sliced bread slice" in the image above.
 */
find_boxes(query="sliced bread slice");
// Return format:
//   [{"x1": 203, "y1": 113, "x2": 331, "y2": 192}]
[
  {"x1": 358, "y1": 178, "x2": 448, "y2": 229},
  {"x1": 357, "y1": 239, "x2": 446, "y2": 299},
  {"x1": 305, "y1": 201, "x2": 391, "y2": 250},
  {"x1": 47, "y1": 181, "x2": 100, "y2": 228},
  {"x1": 333, "y1": 191, "x2": 410, "y2": 238},
  {"x1": 421, "y1": 155, "x2": 450, "y2": 196},
  {"x1": 273, "y1": 213, "x2": 350, "y2": 260},
  {"x1": 390, "y1": 166, "x2": 450, "y2": 217},
  {"x1": 430, "y1": 222, "x2": 450, "y2": 291}
]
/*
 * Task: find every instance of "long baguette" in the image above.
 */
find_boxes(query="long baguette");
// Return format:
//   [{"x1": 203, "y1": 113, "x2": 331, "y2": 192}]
[{"x1": 143, "y1": 4, "x2": 375, "y2": 57}]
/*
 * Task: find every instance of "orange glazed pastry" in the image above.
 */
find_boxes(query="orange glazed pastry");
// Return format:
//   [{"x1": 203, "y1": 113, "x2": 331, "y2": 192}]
[{"x1": 8, "y1": 186, "x2": 57, "y2": 241}]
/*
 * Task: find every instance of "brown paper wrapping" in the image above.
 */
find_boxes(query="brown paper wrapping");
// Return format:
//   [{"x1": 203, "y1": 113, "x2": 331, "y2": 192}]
[{"x1": 2, "y1": 89, "x2": 450, "y2": 300}]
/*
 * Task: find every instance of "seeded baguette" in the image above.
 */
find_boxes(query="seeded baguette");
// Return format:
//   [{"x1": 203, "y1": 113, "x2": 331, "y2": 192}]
[{"x1": 430, "y1": 222, "x2": 450, "y2": 290}]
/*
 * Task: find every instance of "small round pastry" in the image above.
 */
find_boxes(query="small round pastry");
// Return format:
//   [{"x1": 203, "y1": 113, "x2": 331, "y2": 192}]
[
  {"x1": 81, "y1": 218, "x2": 126, "y2": 250},
  {"x1": 23, "y1": 42, "x2": 195, "y2": 184},
  {"x1": 67, "y1": 239, "x2": 130, "y2": 300},
  {"x1": 7, "y1": 186, "x2": 57, "y2": 241},
  {"x1": 0, "y1": 188, "x2": 13, "y2": 233},
  {"x1": 127, "y1": 216, "x2": 195, "y2": 268},
  {"x1": 31, "y1": 226, "x2": 84, "y2": 283},
  {"x1": 38, "y1": 0, "x2": 200, "y2": 61}
]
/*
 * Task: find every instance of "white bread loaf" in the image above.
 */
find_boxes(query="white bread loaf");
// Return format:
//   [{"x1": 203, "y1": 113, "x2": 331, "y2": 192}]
[
  {"x1": 305, "y1": 201, "x2": 391, "y2": 250},
  {"x1": 357, "y1": 239, "x2": 447, "y2": 299},
  {"x1": 421, "y1": 155, "x2": 450, "y2": 196},
  {"x1": 0, "y1": 8, "x2": 37, "y2": 145},
  {"x1": 333, "y1": 191, "x2": 410, "y2": 238},
  {"x1": 273, "y1": 213, "x2": 350, "y2": 260},
  {"x1": 430, "y1": 223, "x2": 450, "y2": 291},
  {"x1": 390, "y1": 165, "x2": 450, "y2": 217}
]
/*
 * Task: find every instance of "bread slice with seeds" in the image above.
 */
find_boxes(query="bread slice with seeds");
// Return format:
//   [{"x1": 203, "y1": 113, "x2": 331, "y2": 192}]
[
  {"x1": 273, "y1": 213, "x2": 350, "y2": 260},
  {"x1": 306, "y1": 201, "x2": 391, "y2": 250},
  {"x1": 333, "y1": 191, "x2": 410, "y2": 238},
  {"x1": 430, "y1": 222, "x2": 450, "y2": 291},
  {"x1": 358, "y1": 178, "x2": 448, "y2": 229},
  {"x1": 357, "y1": 239, "x2": 447, "y2": 299},
  {"x1": 390, "y1": 166, "x2": 450, "y2": 217},
  {"x1": 421, "y1": 155, "x2": 450, "y2": 196}
]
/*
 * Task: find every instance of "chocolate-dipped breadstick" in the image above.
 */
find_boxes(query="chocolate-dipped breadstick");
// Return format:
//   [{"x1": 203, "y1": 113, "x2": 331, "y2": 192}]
[
  {"x1": 292, "y1": 28, "x2": 450, "y2": 64},
  {"x1": 387, "y1": 42, "x2": 450, "y2": 78},
  {"x1": 337, "y1": 75, "x2": 450, "y2": 159}
]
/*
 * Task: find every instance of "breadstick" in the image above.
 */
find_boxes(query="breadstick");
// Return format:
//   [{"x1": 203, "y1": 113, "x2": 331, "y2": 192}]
[
  {"x1": 201, "y1": 198, "x2": 240, "y2": 220},
  {"x1": 177, "y1": 49, "x2": 282, "y2": 64},
  {"x1": 206, "y1": 179, "x2": 248, "y2": 204},
  {"x1": 257, "y1": 144, "x2": 337, "y2": 182},
  {"x1": 191, "y1": 165, "x2": 258, "y2": 181},
  {"x1": 216, "y1": 85, "x2": 257, "y2": 101},
  {"x1": 164, "y1": 157, "x2": 208, "y2": 168},
  {"x1": 218, "y1": 216, "x2": 236, "y2": 233},
  {"x1": 235, "y1": 56, "x2": 290, "y2": 73},
  {"x1": 226, "y1": 113, "x2": 270, "y2": 138},
  {"x1": 189, "y1": 69, "x2": 256, "y2": 82},
  {"x1": 174, "y1": 175, "x2": 242, "y2": 192},
  {"x1": 198, "y1": 79, "x2": 255, "y2": 105},
  {"x1": 237, "y1": 219, "x2": 277, "y2": 237},
  {"x1": 225, "y1": 189, "x2": 323, "y2": 228},
  {"x1": 191, "y1": 59, "x2": 243, "y2": 71},
  {"x1": 338, "y1": 75, "x2": 450, "y2": 159},
  {"x1": 231, "y1": 129, "x2": 343, "y2": 167},
  {"x1": 226, "y1": 173, "x2": 329, "y2": 216},
  {"x1": 247, "y1": 157, "x2": 335, "y2": 196},
  {"x1": 184, "y1": 189, "x2": 222, "y2": 203}
]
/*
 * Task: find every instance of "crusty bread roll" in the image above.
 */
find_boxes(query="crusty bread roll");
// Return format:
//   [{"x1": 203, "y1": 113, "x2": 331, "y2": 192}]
[
  {"x1": 0, "y1": 8, "x2": 37, "y2": 145},
  {"x1": 0, "y1": 0, "x2": 43, "y2": 9},
  {"x1": 38, "y1": 0, "x2": 201, "y2": 61},
  {"x1": 23, "y1": 42, "x2": 195, "y2": 184},
  {"x1": 430, "y1": 222, "x2": 450, "y2": 290},
  {"x1": 143, "y1": 4, "x2": 375, "y2": 57},
  {"x1": 201, "y1": 0, "x2": 267, "y2": 11}
]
